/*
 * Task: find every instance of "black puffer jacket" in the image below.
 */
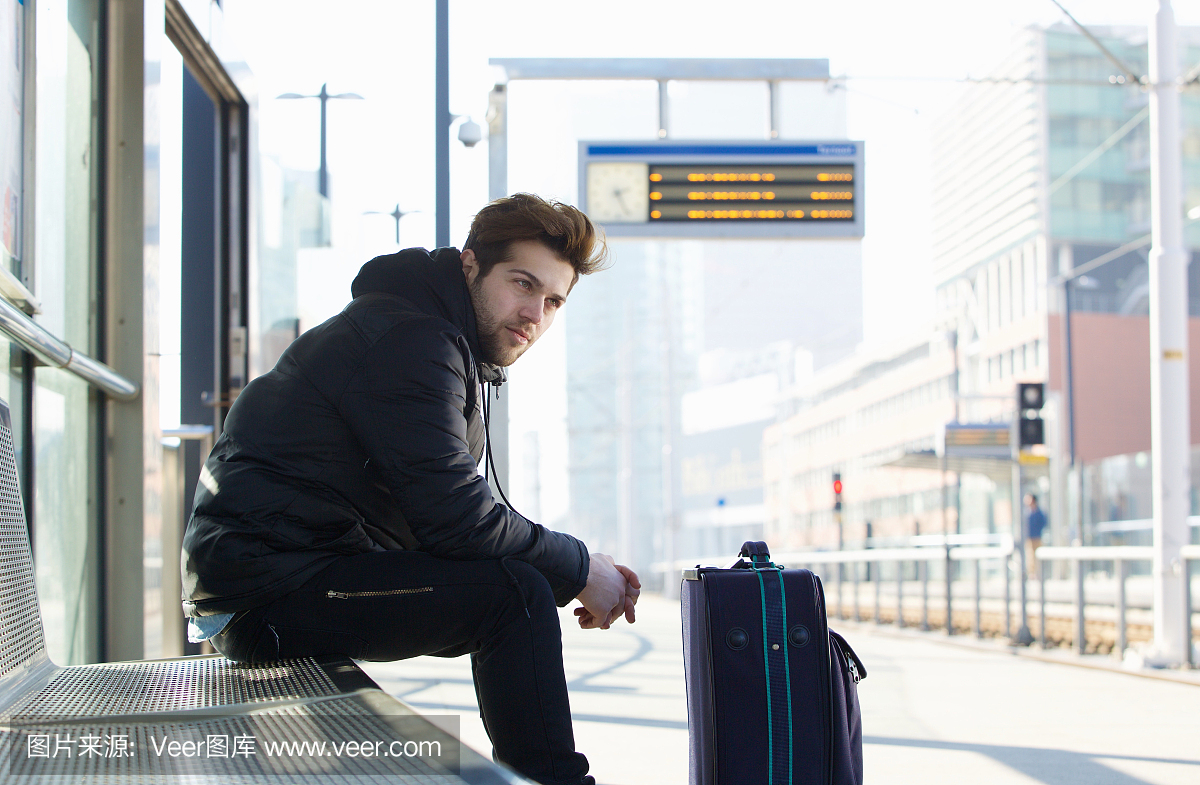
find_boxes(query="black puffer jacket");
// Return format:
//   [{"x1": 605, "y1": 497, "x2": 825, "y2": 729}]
[{"x1": 181, "y1": 247, "x2": 590, "y2": 616}]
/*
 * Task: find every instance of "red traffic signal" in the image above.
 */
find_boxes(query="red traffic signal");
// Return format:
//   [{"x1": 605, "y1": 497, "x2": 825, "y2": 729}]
[{"x1": 833, "y1": 473, "x2": 842, "y2": 495}]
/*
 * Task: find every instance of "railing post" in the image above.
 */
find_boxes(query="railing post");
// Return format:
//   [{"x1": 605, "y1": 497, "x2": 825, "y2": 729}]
[
  {"x1": 1039, "y1": 556, "x2": 1047, "y2": 649},
  {"x1": 874, "y1": 561, "x2": 882, "y2": 624},
  {"x1": 973, "y1": 558, "x2": 982, "y2": 638},
  {"x1": 945, "y1": 545, "x2": 954, "y2": 635},
  {"x1": 1115, "y1": 558, "x2": 1127, "y2": 660},
  {"x1": 921, "y1": 557, "x2": 930, "y2": 631},
  {"x1": 853, "y1": 559, "x2": 860, "y2": 622},
  {"x1": 896, "y1": 561, "x2": 904, "y2": 628},
  {"x1": 1004, "y1": 552, "x2": 1012, "y2": 639},
  {"x1": 1185, "y1": 557, "x2": 1193, "y2": 669},
  {"x1": 837, "y1": 561, "x2": 844, "y2": 620},
  {"x1": 1076, "y1": 557, "x2": 1087, "y2": 655}
]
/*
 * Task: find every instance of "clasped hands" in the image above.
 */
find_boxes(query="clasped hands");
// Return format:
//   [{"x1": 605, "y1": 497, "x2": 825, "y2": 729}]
[{"x1": 573, "y1": 553, "x2": 641, "y2": 630}]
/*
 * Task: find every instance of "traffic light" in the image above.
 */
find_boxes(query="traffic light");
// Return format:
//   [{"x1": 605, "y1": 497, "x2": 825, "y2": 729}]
[
  {"x1": 1018, "y1": 418, "x2": 1044, "y2": 447},
  {"x1": 1017, "y1": 382, "x2": 1044, "y2": 411},
  {"x1": 833, "y1": 472, "x2": 843, "y2": 512},
  {"x1": 1016, "y1": 382, "x2": 1044, "y2": 447}
]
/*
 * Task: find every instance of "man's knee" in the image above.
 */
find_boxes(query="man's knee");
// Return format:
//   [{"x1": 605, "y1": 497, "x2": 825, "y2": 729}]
[{"x1": 500, "y1": 559, "x2": 555, "y2": 613}]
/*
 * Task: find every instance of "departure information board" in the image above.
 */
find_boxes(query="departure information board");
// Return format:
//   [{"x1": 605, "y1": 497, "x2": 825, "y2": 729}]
[
  {"x1": 647, "y1": 164, "x2": 854, "y2": 223},
  {"x1": 579, "y1": 141, "x2": 864, "y2": 238}
]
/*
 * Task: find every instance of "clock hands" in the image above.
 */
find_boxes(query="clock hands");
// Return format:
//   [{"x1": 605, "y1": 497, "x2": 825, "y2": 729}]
[{"x1": 612, "y1": 186, "x2": 631, "y2": 215}]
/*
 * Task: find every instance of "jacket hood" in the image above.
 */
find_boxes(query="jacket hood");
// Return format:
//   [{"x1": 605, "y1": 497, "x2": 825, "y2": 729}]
[{"x1": 351, "y1": 247, "x2": 505, "y2": 384}]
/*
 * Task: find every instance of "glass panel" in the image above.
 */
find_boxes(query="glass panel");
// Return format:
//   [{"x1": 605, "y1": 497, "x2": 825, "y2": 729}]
[
  {"x1": 0, "y1": 0, "x2": 23, "y2": 275},
  {"x1": 32, "y1": 369, "x2": 96, "y2": 665},
  {"x1": 32, "y1": 0, "x2": 102, "y2": 665}
]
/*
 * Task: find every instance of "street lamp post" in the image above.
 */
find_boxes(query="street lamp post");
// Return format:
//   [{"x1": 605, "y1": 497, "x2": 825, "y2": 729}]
[
  {"x1": 276, "y1": 83, "x2": 364, "y2": 199},
  {"x1": 363, "y1": 205, "x2": 420, "y2": 245},
  {"x1": 436, "y1": 0, "x2": 450, "y2": 247}
]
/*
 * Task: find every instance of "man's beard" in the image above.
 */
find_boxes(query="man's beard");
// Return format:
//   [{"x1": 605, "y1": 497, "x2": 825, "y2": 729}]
[{"x1": 469, "y1": 277, "x2": 531, "y2": 367}]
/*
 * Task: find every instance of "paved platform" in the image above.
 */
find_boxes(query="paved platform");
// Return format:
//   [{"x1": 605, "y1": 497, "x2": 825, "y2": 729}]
[{"x1": 360, "y1": 593, "x2": 1200, "y2": 785}]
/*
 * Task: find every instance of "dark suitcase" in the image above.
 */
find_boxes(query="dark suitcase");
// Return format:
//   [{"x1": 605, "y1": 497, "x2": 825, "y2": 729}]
[{"x1": 682, "y1": 541, "x2": 866, "y2": 785}]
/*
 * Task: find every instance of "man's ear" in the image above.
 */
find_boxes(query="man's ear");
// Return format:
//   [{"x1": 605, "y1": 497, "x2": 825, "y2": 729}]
[{"x1": 461, "y1": 248, "x2": 479, "y2": 286}]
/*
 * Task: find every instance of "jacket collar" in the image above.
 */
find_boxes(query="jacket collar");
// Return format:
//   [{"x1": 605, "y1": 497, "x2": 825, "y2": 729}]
[{"x1": 350, "y1": 247, "x2": 506, "y2": 386}]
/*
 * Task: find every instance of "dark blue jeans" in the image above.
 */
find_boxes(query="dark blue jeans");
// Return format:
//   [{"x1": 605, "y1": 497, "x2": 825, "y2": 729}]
[{"x1": 211, "y1": 551, "x2": 590, "y2": 785}]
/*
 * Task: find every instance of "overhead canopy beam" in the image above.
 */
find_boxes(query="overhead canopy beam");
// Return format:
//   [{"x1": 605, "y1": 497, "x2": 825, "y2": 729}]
[{"x1": 489, "y1": 58, "x2": 830, "y2": 81}]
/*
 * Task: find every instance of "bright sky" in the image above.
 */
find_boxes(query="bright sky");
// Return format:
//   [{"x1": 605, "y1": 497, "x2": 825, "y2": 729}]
[
  {"x1": 202, "y1": 0, "x2": 1200, "y2": 522},
  {"x1": 221, "y1": 0, "x2": 1200, "y2": 338}
]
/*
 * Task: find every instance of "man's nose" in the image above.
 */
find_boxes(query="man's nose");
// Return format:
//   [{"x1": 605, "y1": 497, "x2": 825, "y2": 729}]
[{"x1": 519, "y1": 298, "x2": 545, "y2": 325}]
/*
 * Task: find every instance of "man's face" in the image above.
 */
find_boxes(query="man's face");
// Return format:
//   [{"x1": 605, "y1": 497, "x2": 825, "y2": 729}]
[{"x1": 461, "y1": 240, "x2": 574, "y2": 367}]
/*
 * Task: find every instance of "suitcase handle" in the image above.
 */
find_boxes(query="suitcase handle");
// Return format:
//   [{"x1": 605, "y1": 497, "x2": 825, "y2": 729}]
[{"x1": 739, "y1": 541, "x2": 773, "y2": 568}]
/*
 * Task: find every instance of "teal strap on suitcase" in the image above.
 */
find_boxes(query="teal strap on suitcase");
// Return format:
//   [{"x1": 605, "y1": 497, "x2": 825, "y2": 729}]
[{"x1": 749, "y1": 549, "x2": 793, "y2": 785}]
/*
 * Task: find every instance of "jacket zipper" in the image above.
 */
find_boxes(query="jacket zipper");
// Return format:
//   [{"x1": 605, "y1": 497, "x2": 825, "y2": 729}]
[{"x1": 326, "y1": 586, "x2": 433, "y2": 599}]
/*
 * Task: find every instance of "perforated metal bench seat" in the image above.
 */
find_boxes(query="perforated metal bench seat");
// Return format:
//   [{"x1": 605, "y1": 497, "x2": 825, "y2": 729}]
[
  {"x1": 2, "y1": 689, "x2": 523, "y2": 783},
  {"x1": 2, "y1": 653, "x2": 370, "y2": 717},
  {"x1": 0, "y1": 398, "x2": 527, "y2": 784}
]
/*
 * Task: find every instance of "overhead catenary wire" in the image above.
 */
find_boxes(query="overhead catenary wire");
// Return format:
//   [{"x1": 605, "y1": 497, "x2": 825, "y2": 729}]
[
  {"x1": 1046, "y1": 0, "x2": 1145, "y2": 85},
  {"x1": 1048, "y1": 106, "x2": 1150, "y2": 194}
]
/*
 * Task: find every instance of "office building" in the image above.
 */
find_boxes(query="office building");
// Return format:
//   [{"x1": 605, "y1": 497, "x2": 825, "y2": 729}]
[{"x1": 764, "y1": 24, "x2": 1200, "y2": 551}]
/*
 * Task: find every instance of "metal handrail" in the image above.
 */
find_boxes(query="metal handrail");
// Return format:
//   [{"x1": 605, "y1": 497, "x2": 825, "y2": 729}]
[
  {"x1": 656, "y1": 540, "x2": 1017, "y2": 639},
  {"x1": 657, "y1": 542, "x2": 1198, "y2": 664},
  {"x1": 0, "y1": 295, "x2": 139, "y2": 401},
  {"x1": 1034, "y1": 544, "x2": 1199, "y2": 664}
]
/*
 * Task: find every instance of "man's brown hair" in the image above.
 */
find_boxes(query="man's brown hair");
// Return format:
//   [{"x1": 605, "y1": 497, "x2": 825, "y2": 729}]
[{"x1": 464, "y1": 193, "x2": 608, "y2": 286}]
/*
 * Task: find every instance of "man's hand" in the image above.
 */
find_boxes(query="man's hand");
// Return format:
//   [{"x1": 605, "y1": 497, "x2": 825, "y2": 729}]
[{"x1": 574, "y1": 556, "x2": 641, "y2": 630}]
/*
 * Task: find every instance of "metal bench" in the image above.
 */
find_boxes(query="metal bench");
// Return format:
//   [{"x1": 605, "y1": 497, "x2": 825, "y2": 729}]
[{"x1": 0, "y1": 399, "x2": 523, "y2": 782}]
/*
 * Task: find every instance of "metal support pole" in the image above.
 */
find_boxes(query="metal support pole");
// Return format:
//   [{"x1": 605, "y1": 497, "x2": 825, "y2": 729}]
[
  {"x1": 318, "y1": 84, "x2": 329, "y2": 198},
  {"x1": 485, "y1": 83, "x2": 509, "y2": 497},
  {"x1": 657, "y1": 79, "x2": 669, "y2": 138},
  {"x1": 853, "y1": 560, "x2": 860, "y2": 621},
  {"x1": 942, "y1": 451, "x2": 952, "y2": 634},
  {"x1": 973, "y1": 559, "x2": 982, "y2": 638},
  {"x1": 1185, "y1": 557, "x2": 1193, "y2": 668},
  {"x1": 1076, "y1": 558, "x2": 1087, "y2": 655},
  {"x1": 896, "y1": 563, "x2": 904, "y2": 628},
  {"x1": 945, "y1": 544, "x2": 954, "y2": 635},
  {"x1": 1004, "y1": 552, "x2": 1012, "y2": 639},
  {"x1": 874, "y1": 562, "x2": 881, "y2": 624},
  {"x1": 1062, "y1": 273, "x2": 1079, "y2": 544},
  {"x1": 768, "y1": 80, "x2": 781, "y2": 138},
  {"x1": 837, "y1": 564, "x2": 844, "y2": 620},
  {"x1": 1039, "y1": 557, "x2": 1047, "y2": 648},
  {"x1": 435, "y1": 0, "x2": 451, "y2": 247},
  {"x1": 1115, "y1": 558, "x2": 1127, "y2": 659},
  {"x1": 921, "y1": 558, "x2": 930, "y2": 631},
  {"x1": 1147, "y1": 0, "x2": 1191, "y2": 668},
  {"x1": 1013, "y1": 431, "x2": 1033, "y2": 645},
  {"x1": 487, "y1": 84, "x2": 508, "y2": 202}
]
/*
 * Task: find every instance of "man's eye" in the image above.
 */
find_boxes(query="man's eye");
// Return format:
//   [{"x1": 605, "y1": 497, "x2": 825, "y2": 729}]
[
  {"x1": 547, "y1": 299, "x2": 563, "y2": 309},
  {"x1": 516, "y1": 279, "x2": 532, "y2": 290}
]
